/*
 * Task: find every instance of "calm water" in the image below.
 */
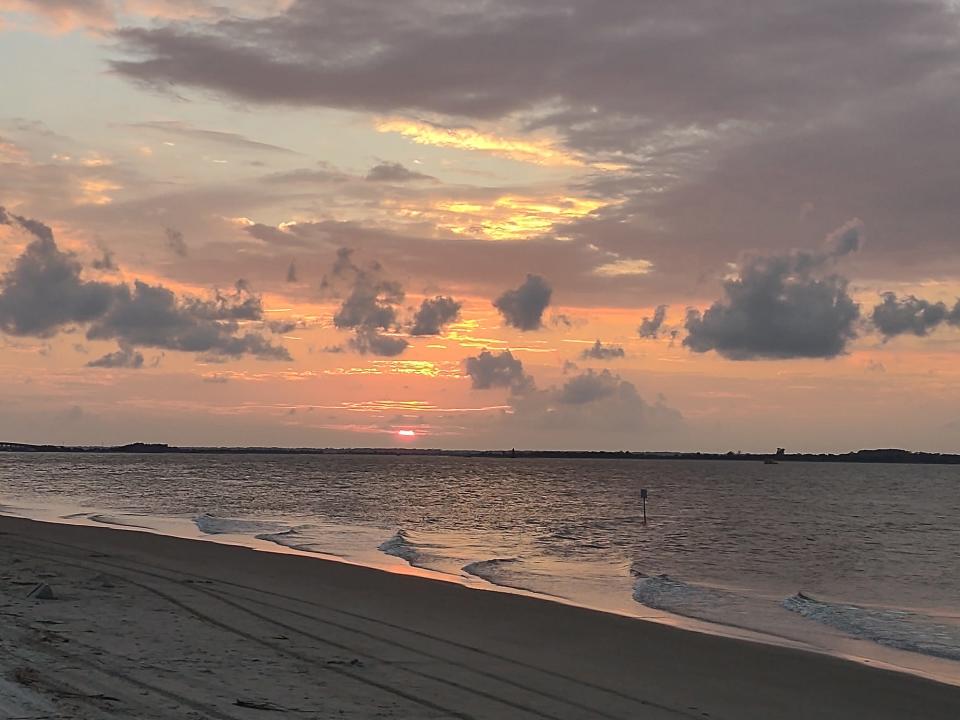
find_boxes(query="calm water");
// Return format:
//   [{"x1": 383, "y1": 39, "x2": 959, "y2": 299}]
[{"x1": 1, "y1": 453, "x2": 958, "y2": 680}]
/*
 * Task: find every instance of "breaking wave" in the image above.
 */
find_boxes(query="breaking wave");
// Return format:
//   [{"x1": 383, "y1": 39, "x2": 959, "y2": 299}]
[
  {"x1": 194, "y1": 513, "x2": 290, "y2": 536},
  {"x1": 378, "y1": 530, "x2": 429, "y2": 567},
  {"x1": 784, "y1": 592, "x2": 960, "y2": 661}
]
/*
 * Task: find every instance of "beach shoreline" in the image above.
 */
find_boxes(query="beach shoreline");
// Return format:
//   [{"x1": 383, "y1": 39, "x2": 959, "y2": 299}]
[
  {"x1": 2, "y1": 514, "x2": 959, "y2": 719},
  {"x1": 4, "y1": 495, "x2": 960, "y2": 687}
]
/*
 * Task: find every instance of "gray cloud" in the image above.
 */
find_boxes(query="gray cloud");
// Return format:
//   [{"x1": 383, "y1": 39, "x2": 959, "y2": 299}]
[
  {"x1": 871, "y1": 292, "x2": 960, "y2": 339},
  {"x1": 365, "y1": 161, "x2": 434, "y2": 183},
  {"x1": 109, "y1": 1, "x2": 960, "y2": 138},
  {"x1": 165, "y1": 227, "x2": 188, "y2": 257},
  {"x1": 261, "y1": 166, "x2": 350, "y2": 185},
  {"x1": 684, "y1": 225, "x2": 863, "y2": 359},
  {"x1": 509, "y1": 369, "x2": 683, "y2": 437},
  {"x1": 0, "y1": 207, "x2": 289, "y2": 361},
  {"x1": 86, "y1": 280, "x2": 288, "y2": 360},
  {"x1": 350, "y1": 328, "x2": 408, "y2": 357},
  {"x1": 580, "y1": 340, "x2": 624, "y2": 361},
  {"x1": 56, "y1": 0, "x2": 960, "y2": 308},
  {"x1": 91, "y1": 246, "x2": 118, "y2": 272},
  {"x1": 493, "y1": 274, "x2": 552, "y2": 331},
  {"x1": 410, "y1": 296, "x2": 461, "y2": 336},
  {"x1": 286, "y1": 260, "x2": 298, "y2": 282},
  {"x1": 327, "y1": 248, "x2": 409, "y2": 356},
  {"x1": 127, "y1": 120, "x2": 298, "y2": 154},
  {"x1": 202, "y1": 372, "x2": 230, "y2": 383},
  {"x1": 638, "y1": 305, "x2": 667, "y2": 339},
  {"x1": 463, "y1": 349, "x2": 534, "y2": 394},
  {"x1": 557, "y1": 369, "x2": 619, "y2": 404},
  {"x1": 87, "y1": 343, "x2": 144, "y2": 369},
  {"x1": 0, "y1": 209, "x2": 119, "y2": 337}
]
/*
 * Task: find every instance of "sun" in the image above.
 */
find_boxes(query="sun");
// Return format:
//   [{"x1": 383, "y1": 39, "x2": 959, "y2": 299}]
[{"x1": 397, "y1": 429, "x2": 416, "y2": 438}]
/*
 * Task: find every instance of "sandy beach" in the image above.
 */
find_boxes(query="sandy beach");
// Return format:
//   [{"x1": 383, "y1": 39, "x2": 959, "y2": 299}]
[{"x1": 1, "y1": 515, "x2": 958, "y2": 719}]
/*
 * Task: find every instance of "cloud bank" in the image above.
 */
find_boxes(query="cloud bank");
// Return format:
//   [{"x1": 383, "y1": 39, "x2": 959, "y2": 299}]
[
  {"x1": 871, "y1": 293, "x2": 960, "y2": 339},
  {"x1": 0, "y1": 207, "x2": 289, "y2": 362}
]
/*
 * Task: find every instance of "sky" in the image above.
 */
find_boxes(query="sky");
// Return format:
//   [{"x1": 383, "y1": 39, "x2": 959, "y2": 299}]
[{"x1": 1, "y1": 0, "x2": 959, "y2": 452}]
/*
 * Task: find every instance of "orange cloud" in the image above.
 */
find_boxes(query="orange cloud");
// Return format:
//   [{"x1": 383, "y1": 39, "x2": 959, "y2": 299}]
[
  {"x1": 77, "y1": 178, "x2": 121, "y2": 205},
  {"x1": 385, "y1": 193, "x2": 607, "y2": 240},
  {"x1": 376, "y1": 117, "x2": 596, "y2": 168}
]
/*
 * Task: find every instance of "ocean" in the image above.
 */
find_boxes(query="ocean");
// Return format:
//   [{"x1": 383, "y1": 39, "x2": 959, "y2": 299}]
[{"x1": 1, "y1": 452, "x2": 958, "y2": 683}]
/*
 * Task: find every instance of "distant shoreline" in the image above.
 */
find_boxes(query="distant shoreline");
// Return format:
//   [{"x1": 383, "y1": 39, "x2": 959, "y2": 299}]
[{"x1": 1, "y1": 441, "x2": 958, "y2": 465}]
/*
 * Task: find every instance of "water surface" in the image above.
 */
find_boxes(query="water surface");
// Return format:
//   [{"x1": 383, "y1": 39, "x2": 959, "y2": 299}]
[{"x1": 1, "y1": 452, "x2": 957, "y2": 682}]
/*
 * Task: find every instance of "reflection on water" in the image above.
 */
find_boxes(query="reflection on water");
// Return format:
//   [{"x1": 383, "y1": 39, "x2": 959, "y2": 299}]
[{"x1": 1, "y1": 452, "x2": 958, "y2": 681}]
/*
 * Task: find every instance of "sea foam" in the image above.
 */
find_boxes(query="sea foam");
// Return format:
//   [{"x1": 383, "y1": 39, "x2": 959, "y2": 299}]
[{"x1": 783, "y1": 592, "x2": 960, "y2": 661}]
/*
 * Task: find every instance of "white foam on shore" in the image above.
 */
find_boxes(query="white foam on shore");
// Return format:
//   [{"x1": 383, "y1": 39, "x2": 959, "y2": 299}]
[
  {"x1": 87, "y1": 514, "x2": 157, "y2": 530},
  {"x1": 784, "y1": 592, "x2": 960, "y2": 661},
  {"x1": 378, "y1": 530, "x2": 423, "y2": 565},
  {"x1": 194, "y1": 513, "x2": 290, "y2": 537},
  {"x1": 2, "y1": 494, "x2": 959, "y2": 687}
]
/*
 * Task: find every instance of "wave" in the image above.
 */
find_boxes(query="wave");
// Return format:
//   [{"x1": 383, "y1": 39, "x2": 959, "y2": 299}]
[
  {"x1": 463, "y1": 558, "x2": 573, "y2": 598},
  {"x1": 783, "y1": 592, "x2": 960, "y2": 661},
  {"x1": 462, "y1": 558, "x2": 520, "y2": 584},
  {"x1": 87, "y1": 514, "x2": 155, "y2": 530},
  {"x1": 377, "y1": 530, "x2": 475, "y2": 577},
  {"x1": 633, "y1": 574, "x2": 744, "y2": 618},
  {"x1": 631, "y1": 573, "x2": 805, "y2": 645},
  {"x1": 193, "y1": 513, "x2": 289, "y2": 536},
  {"x1": 378, "y1": 530, "x2": 426, "y2": 566},
  {"x1": 255, "y1": 528, "x2": 325, "y2": 555}
]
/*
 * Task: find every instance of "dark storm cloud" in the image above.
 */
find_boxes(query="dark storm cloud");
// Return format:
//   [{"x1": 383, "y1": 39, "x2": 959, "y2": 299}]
[
  {"x1": 0, "y1": 207, "x2": 289, "y2": 361},
  {"x1": 87, "y1": 280, "x2": 289, "y2": 360},
  {"x1": 410, "y1": 296, "x2": 461, "y2": 336},
  {"x1": 326, "y1": 248, "x2": 409, "y2": 356},
  {"x1": 638, "y1": 305, "x2": 667, "y2": 339},
  {"x1": 463, "y1": 349, "x2": 534, "y2": 395},
  {"x1": 70, "y1": 0, "x2": 960, "y2": 296},
  {"x1": 684, "y1": 224, "x2": 863, "y2": 360},
  {"x1": 108, "y1": 1, "x2": 960, "y2": 137},
  {"x1": 0, "y1": 208, "x2": 119, "y2": 337},
  {"x1": 580, "y1": 340, "x2": 624, "y2": 361},
  {"x1": 871, "y1": 293, "x2": 960, "y2": 339},
  {"x1": 365, "y1": 162, "x2": 435, "y2": 183},
  {"x1": 165, "y1": 227, "x2": 188, "y2": 257},
  {"x1": 493, "y1": 274, "x2": 552, "y2": 331},
  {"x1": 87, "y1": 343, "x2": 144, "y2": 369}
]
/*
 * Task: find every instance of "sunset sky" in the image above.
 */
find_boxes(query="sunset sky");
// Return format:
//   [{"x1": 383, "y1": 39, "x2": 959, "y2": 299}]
[{"x1": 1, "y1": 1, "x2": 959, "y2": 452}]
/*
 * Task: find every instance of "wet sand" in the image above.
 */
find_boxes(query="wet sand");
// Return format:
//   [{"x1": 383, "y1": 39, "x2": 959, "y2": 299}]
[{"x1": 1, "y1": 514, "x2": 958, "y2": 719}]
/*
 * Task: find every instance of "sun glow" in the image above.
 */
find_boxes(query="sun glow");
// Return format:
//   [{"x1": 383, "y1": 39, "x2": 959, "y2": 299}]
[
  {"x1": 397, "y1": 429, "x2": 417, "y2": 437},
  {"x1": 375, "y1": 118, "x2": 584, "y2": 167}
]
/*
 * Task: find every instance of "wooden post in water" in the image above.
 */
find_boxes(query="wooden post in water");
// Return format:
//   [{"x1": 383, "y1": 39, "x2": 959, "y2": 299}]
[{"x1": 641, "y1": 488, "x2": 648, "y2": 524}]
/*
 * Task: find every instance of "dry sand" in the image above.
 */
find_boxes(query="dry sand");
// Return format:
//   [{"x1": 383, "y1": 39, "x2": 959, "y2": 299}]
[{"x1": 1, "y1": 514, "x2": 958, "y2": 719}]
